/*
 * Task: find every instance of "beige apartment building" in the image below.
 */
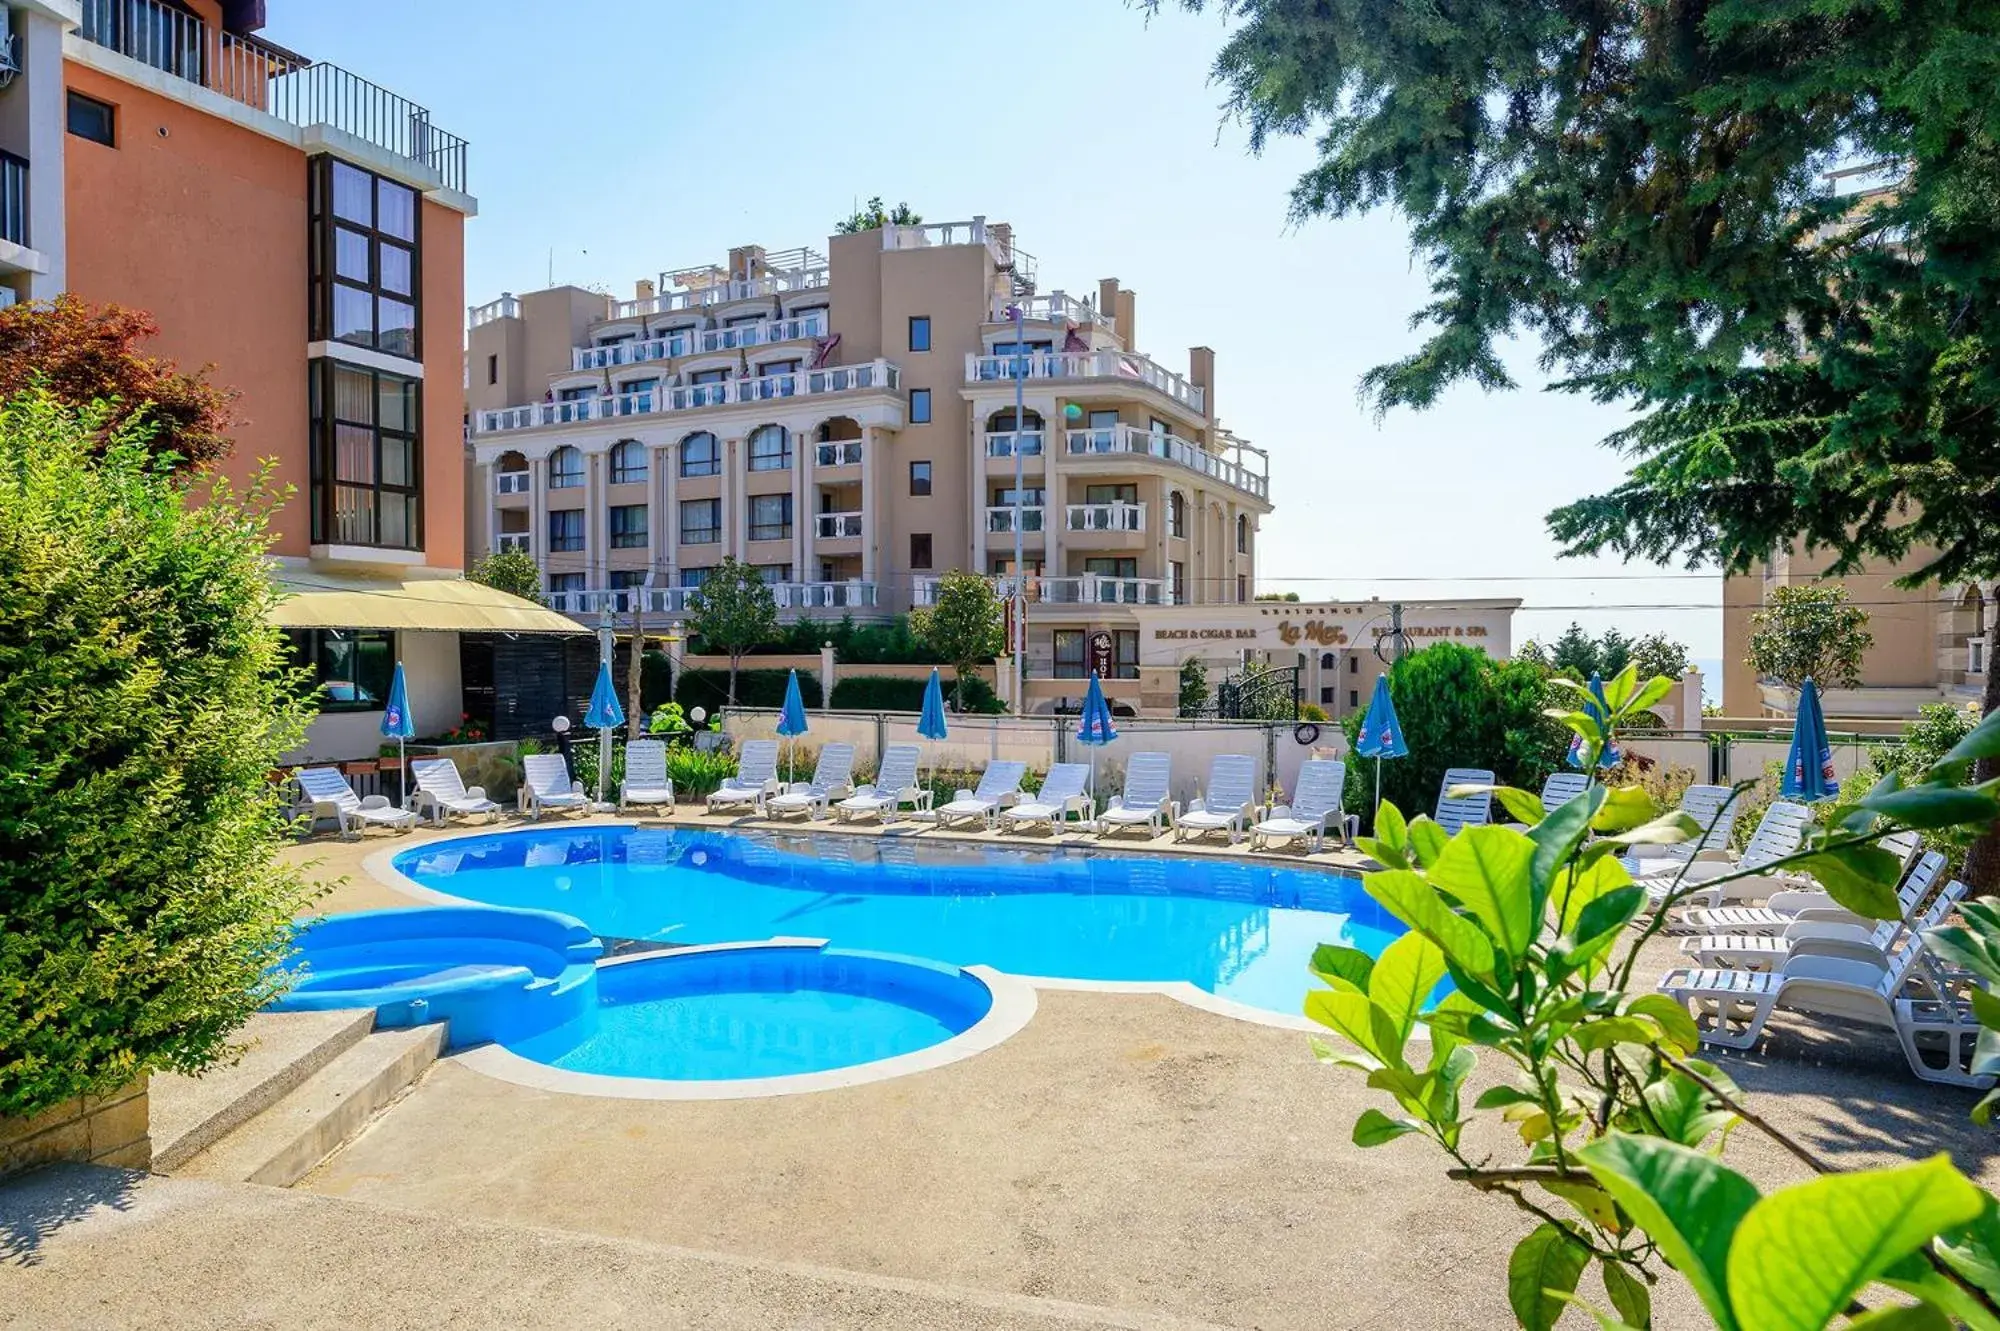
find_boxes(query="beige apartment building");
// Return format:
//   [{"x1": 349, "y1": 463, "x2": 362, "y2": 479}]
[
  {"x1": 1720, "y1": 548, "x2": 1993, "y2": 719},
  {"x1": 463, "y1": 217, "x2": 1273, "y2": 715}
]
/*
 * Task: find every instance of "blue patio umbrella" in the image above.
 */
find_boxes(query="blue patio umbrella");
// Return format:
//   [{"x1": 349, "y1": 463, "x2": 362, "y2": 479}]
[
  {"x1": 917, "y1": 666, "x2": 950, "y2": 789},
  {"x1": 1781, "y1": 677, "x2": 1838, "y2": 801},
  {"x1": 1075, "y1": 671, "x2": 1120, "y2": 805},
  {"x1": 776, "y1": 669, "x2": 809, "y2": 784},
  {"x1": 1353, "y1": 675, "x2": 1408, "y2": 819},
  {"x1": 584, "y1": 660, "x2": 624, "y2": 805},
  {"x1": 381, "y1": 661, "x2": 415, "y2": 805},
  {"x1": 1566, "y1": 672, "x2": 1621, "y2": 771}
]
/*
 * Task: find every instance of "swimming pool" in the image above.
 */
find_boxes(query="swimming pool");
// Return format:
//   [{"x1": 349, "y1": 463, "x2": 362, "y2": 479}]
[{"x1": 390, "y1": 827, "x2": 1395, "y2": 1019}]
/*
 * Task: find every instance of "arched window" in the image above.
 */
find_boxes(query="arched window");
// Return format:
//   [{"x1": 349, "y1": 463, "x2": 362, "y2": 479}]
[
  {"x1": 1320, "y1": 653, "x2": 1336, "y2": 671},
  {"x1": 1236, "y1": 513, "x2": 1249, "y2": 554},
  {"x1": 986, "y1": 407, "x2": 1045, "y2": 431},
  {"x1": 1167, "y1": 490, "x2": 1187, "y2": 540},
  {"x1": 609, "y1": 439, "x2": 648, "y2": 485},
  {"x1": 748, "y1": 424, "x2": 792, "y2": 472},
  {"x1": 679, "y1": 431, "x2": 719, "y2": 479},
  {"x1": 548, "y1": 446, "x2": 584, "y2": 489}
]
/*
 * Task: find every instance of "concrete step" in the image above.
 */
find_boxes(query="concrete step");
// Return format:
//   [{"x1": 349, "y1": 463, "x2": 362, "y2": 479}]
[
  {"x1": 173, "y1": 1023, "x2": 443, "y2": 1187},
  {"x1": 149, "y1": 1009, "x2": 376, "y2": 1172}
]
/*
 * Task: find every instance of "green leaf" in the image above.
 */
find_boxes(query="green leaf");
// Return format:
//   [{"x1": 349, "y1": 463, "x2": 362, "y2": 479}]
[
  {"x1": 1595, "y1": 810, "x2": 1701, "y2": 849},
  {"x1": 1925, "y1": 904, "x2": 2000, "y2": 985},
  {"x1": 1508, "y1": 1223, "x2": 1590, "y2": 1331},
  {"x1": 1624, "y1": 674, "x2": 1674, "y2": 718},
  {"x1": 1542, "y1": 1178, "x2": 1622, "y2": 1231},
  {"x1": 1429, "y1": 825, "x2": 1538, "y2": 960},
  {"x1": 1573, "y1": 885, "x2": 1644, "y2": 947},
  {"x1": 1556, "y1": 855, "x2": 1638, "y2": 941},
  {"x1": 1639, "y1": 1066, "x2": 1737, "y2": 1148},
  {"x1": 1351, "y1": 1107, "x2": 1423, "y2": 1147},
  {"x1": 1855, "y1": 783, "x2": 2000, "y2": 831},
  {"x1": 1352, "y1": 835, "x2": 1409, "y2": 871},
  {"x1": 1474, "y1": 1084, "x2": 1540, "y2": 1110},
  {"x1": 1373, "y1": 798, "x2": 1409, "y2": 850},
  {"x1": 1589, "y1": 785, "x2": 1656, "y2": 835},
  {"x1": 1842, "y1": 1305, "x2": 1951, "y2": 1330},
  {"x1": 1310, "y1": 943, "x2": 1376, "y2": 995},
  {"x1": 1726, "y1": 1155, "x2": 1985, "y2": 1331},
  {"x1": 1931, "y1": 709, "x2": 2000, "y2": 782},
  {"x1": 1624, "y1": 993, "x2": 1701, "y2": 1053},
  {"x1": 1368, "y1": 931, "x2": 1447, "y2": 1043},
  {"x1": 1493, "y1": 785, "x2": 1551, "y2": 825},
  {"x1": 1573, "y1": 1017, "x2": 1662, "y2": 1053},
  {"x1": 1975, "y1": 1087, "x2": 2000, "y2": 1129},
  {"x1": 1601, "y1": 1260, "x2": 1652, "y2": 1330},
  {"x1": 1579, "y1": 1134, "x2": 1760, "y2": 1331},
  {"x1": 1365, "y1": 869, "x2": 1499, "y2": 980},
  {"x1": 1304, "y1": 989, "x2": 1406, "y2": 1064},
  {"x1": 1530, "y1": 784, "x2": 1607, "y2": 908},
  {"x1": 1407, "y1": 817, "x2": 1449, "y2": 869},
  {"x1": 1793, "y1": 843, "x2": 1904, "y2": 921}
]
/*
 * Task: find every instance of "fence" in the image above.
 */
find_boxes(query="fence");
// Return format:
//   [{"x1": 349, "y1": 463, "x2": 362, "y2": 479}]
[
  {"x1": 1620, "y1": 729, "x2": 1900, "y2": 786},
  {"x1": 718, "y1": 709, "x2": 1347, "y2": 806}
]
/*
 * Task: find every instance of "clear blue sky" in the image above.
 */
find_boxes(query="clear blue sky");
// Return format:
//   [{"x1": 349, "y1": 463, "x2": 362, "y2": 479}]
[{"x1": 273, "y1": 0, "x2": 1724, "y2": 660}]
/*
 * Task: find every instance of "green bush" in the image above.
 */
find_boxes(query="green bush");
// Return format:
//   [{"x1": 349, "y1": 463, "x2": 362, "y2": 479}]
[
  {"x1": 674, "y1": 668, "x2": 822, "y2": 712},
  {"x1": 639, "y1": 650, "x2": 674, "y2": 711},
  {"x1": 1340, "y1": 642, "x2": 1568, "y2": 827},
  {"x1": 570, "y1": 737, "x2": 739, "y2": 799},
  {"x1": 829, "y1": 672, "x2": 1003, "y2": 714},
  {"x1": 0, "y1": 394, "x2": 315, "y2": 1118},
  {"x1": 691, "y1": 614, "x2": 944, "y2": 666}
]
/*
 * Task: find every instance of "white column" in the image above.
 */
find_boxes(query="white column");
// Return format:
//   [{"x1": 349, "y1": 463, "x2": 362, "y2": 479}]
[
  {"x1": 483, "y1": 465, "x2": 498, "y2": 558},
  {"x1": 1043, "y1": 410, "x2": 1062, "y2": 579},
  {"x1": 1192, "y1": 487, "x2": 1209, "y2": 605},
  {"x1": 797, "y1": 426, "x2": 814, "y2": 582},
  {"x1": 970, "y1": 422, "x2": 987, "y2": 576},
  {"x1": 21, "y1": 10, "x2": 68, "y2": 299},
  {"x1": 724, "y1": 436, "x2": 743, "y2": 560},
  {"x1": 584, "y1": 452, "x2": 603, "y2": 586},
  {"x1": 655, "y1": 443, "x2": 675, "y2": 587},
  {"x1": 859, "y1": 425, "x2": 876, "y2": 586},
  {"x1": 530, "y1": 456, "x2": 549, "y2": 577}
]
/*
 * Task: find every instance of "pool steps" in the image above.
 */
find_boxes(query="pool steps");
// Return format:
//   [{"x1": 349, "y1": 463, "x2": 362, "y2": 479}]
[{"x1": 150, "y1": 1009, "x2": 376, "y2": 1172}]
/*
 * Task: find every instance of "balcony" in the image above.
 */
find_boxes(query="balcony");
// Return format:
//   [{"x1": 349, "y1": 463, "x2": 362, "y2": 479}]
[
  {"x1": 984, "y1": 431, "x2": 1045, "y2": 459},
  {"x1": 1039, "y1": 575, "x2": 1172, "y2": 606},
  {"x1": 966, "y1": 350, "x2": 1205, "y2": 415},
  {"x1": 989, "y1": 290, "x2": 1109, "y2": 331},
  {"x1": 1064, "y1": 425, "x2": 1270, "y2": 502},
  {"x1": 476, "y1": 360, "x2": 902, "y2": 434},
  {"x1": 572, "y1": 313, "x2": 827, "y2": 372},
  {"x1": 815, "y1": 512, "x2": 864, "y2": 540},
  {"x1": 494, "y1": 471, "x2": 530, "y2": 495},
  {"x1": 608, "y1": 268, "x2": 830, "y2": 322},
  {"x1": 78, "y1": 0, "x2": 470, "y2": 192},
  {"x1": 815, "y1": 440, "x2": 863, "y2": 468},
  {"x1": 986, "y1": 506, "x2": 1046, "y2": 534},
  {"x1": 0, "y1": 152, "x2": 25, "y2": 250},
  {"x1": 1065, "y1": 503, "x2": 1145, "y2": 534},
  {"x1": 546, "y1": 581, "x2": 878, "y2": 621},
  {"x1": 469, "y1": 295, "x2": 520, "y2": 327},
  {"x1": 494, "y1": 533, "x2": 530, "y2": 555}
]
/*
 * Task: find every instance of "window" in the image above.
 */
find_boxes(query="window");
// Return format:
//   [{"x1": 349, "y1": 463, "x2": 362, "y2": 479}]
[
  {"x1": 1053, "y1": 630, "x2": 1087, "y2": 680},
  {"x1": 547, "y1": 509, "x2": 584, "y2": 553},
  {"x1": 747, "y1": 425, "x2": 792, "y2": 472},
  {"x1": 908, "y1": 316, "x2": 931, "y2": 352},
  {"x1": 310, "y1": 156, "x2": 421, "y2": 360},
  {"x1": 609, "y1": 570, "x2": 647, "y2": 589},
  {"x1": 1084, "y1": 558, "x2": 1138, "y2": 578},
  {"x1": 992, "y1": 485, "x2": 1043, "y2": 506},
  {"x1": 1236, "y1": 513, "x2": 1249, "y2": 554},
  {"x1": 680, "y1": 566, "x2": 711, "y2": 589},
  {"x1": 1085, "y1": 483, "x2": 1138, "y2": 504},
  {"x1": 1168, "y1": 491, "x2": 1187, "y2": 539},
  {"x1": 1321, "y1": 686, "x2": 1335, "y2": 706},
  {"x1": 609, "y1": 504, "x2": 648, "y2": 548},
  {"x1": 486, "y1": 354, "x2": 498, "y2": 386},
  {"x1": 680, "y1": 498, "x2": 721, "y2": 544},
  {"x1": 287, "y1": 629, "x2": 393, "y2": 713},
  {"x1": 309, "y1": 361, "x2": 422, "y2": 550},
  {"x1": 67, "y1": 92, "x2": 115, "y2": 146},
  {"x1": 1349, "y1": 656, "x2": 1359, "y2": 674},
  {"x1": 909, "y1": 388, "x2": 932, "y2": 424},
  {"x1": 610, "y1": 439, "x2": 648, "y2": 485},
  {"x1": 1169, "y1": 561, "x2": 1185, "y2": 602},
  {"x1": 749, "y1": 494, "x2": 793, "y2": 542},
  {"x1": 1088, "y1": 409, "x2": 1119, "y2": 432},
  {"x1": 548, "y1": 572, "x2": 585, "y2": 595},
  {"x1": 557, "y1": 386, "x2": 594, "y2": 403},
  {"x1": 617, "y1": 378, "x2": 658, "y2": 409},
  {"x1": 909, "y1": 461, "x2": 932, "y2": 496},
  {"x1": 1350, "y1": 690, "x2": 1360, "y2": 710},
  {"x1": 548, "y1": 446, "x2": 584, "y2": 489},
  {"x1": 1237, "y1": 574, "x2": 1248, "y2": 602},
  {"x1": 910, "y1": 533, "x2": 933, "y2": 570},
  {"x1": 754, "y1": 564, "x2": 793, "y2": 584},
  {"x1": 680, "y1": 431, "x2": 720, "y2": 478},
  {"x1": 1320, "y1": 653, "x2": 1336, "y2": 671},
  {"x1": 1114, "y1": 630, "x2": 1139, "y2": 681}
]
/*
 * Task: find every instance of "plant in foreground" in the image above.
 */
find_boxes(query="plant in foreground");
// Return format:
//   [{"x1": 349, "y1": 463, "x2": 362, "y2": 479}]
[{"x1": 1308, "y1": 664, "x2": 2000, "y2": 1329}]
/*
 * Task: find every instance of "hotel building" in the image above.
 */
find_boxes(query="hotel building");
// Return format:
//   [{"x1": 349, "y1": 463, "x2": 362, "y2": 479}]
[
  {"x1": 464, "y1": 218, "x2": 1275, "y2": 715},
  {"x1": 0, "y1": 0, "x2": 573, "y2": 758}
]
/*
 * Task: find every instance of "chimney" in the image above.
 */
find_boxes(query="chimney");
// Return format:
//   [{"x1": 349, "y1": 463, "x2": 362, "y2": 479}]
[
  {"x1": 1098, "y1": 278, "x2": 1120, "y2": 330},
  {"x1": 635, "y1": 278, "x2": 656, "y2": 301},
  {"x1": 989, "y1": 221, "x2": 1013, "y2": 260},
  {"x1": 729, "y1": 245, "x2": 768, "y2": 280},
  {"x1": 1116, "y1": 289, "x2": 1137, "y2": 348},
  {"x1": 1189, "y1": 346, "x2": 1216, "y2": 419}
]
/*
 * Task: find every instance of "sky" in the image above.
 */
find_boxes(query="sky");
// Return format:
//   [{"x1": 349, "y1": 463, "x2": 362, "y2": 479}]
[{"x1": 271, "y1": 0, "x2": 1724, "y2": 661}]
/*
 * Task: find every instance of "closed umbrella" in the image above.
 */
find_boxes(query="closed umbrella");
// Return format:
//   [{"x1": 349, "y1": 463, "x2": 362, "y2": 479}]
[
  {"x1": 1353, "y1": 674, "x2": 1408, "y2": 821},
  {"x1": 584, "y1": 660, "x2": 625, "y2": 806},
  {"x1": 776, "y1": 669, "x2": 809, "y2": 785},
  {"x1": 917, "y1": 666, "x2": 949, "y2": 791},
  {"x1": 1566, "y1": 672, "x2": 1621, "y2": 771},
  {"x1": 381, "y1": 660, "x2": 415, "y2": 807},
  {"x1": 1782, "y1": 677, "x2": 1838, "y2": 801},
  {"x1": 1075, "y1": 671, "x2": 1119, "y2": 807}
]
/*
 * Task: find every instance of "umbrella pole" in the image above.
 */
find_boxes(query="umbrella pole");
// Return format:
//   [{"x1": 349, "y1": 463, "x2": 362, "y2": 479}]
[{"x1": 1374, "y1": 757, "x2": 1381, "y2": 822}]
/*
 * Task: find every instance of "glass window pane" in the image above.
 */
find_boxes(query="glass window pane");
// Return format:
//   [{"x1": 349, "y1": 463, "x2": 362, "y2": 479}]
[
  {"x1": 378, "y1": 375, "x2": 415, "y2": 432},
  {"x1": 333, "y1": 284, "x2": 374, "y2": 344},
  {"x1": 379, "y1": 243, "x2": 412, "y2": 296},
  {"x1": 333, "y1": 365, "x2": 375, "y2": 423},
  {"x1": 332, "y1": 161, "x2": 373, "y2": 225},
  {"x1": 333, "y1": 484, "x2": 375, "y2": 544},
  {"x1": 379, "y1": 493, "x2": 411, "y2": 548},
  {"x1": 334, "y1": 424, "x2": 375, "y2": 483},
  {"x1": 377, "y1": 179, "x2": 416, "y2": 241},
  {"x1": 335, "y1": 227, "x2": 371, "y2": 282},
  {"x1": 380, "y1": 435, "x2": 412, "y2": 488},
  {"x1": 377, "y1": 299, "x2": 416, "y2": 359}
]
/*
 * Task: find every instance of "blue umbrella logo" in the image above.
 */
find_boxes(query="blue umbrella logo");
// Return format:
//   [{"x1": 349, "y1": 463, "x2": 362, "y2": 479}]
[
  {"x1": 381, "y1": 661, "x2": 415, "y2": 805},
  {"x1": 1565, "y1": 672, "x2": 1621, "y2": 770},
  {"x1": 1075, "y1": 673, "x2": 1119, "y2": 805},
  {"x1": 1353, "y1": 675, "x2": 1406, "y2": 821},
  {"x1": 776, "y1": 669, "x2": 809, "y2": 783},
  {"x1": 584, "y1": 660, "x2": 624, "y2": 805},
  {"x1": 1781, "y1": 678, "x2": 1838, "y2": 801}
]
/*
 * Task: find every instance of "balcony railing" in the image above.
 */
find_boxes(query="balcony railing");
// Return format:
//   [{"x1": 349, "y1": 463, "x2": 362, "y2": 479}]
[
  {"x1": 549, "y1": 581, "x2": 877, "y2": 618},
  {"x1": 0, "y1": 152, "x2": 26, "y2": 249},
  {"x1": 476, "y1": 359, "x2": 902, "y2": 434},
  {"x1": 494, "y1": 533, "x2": 530, "y2": 554},
  {"x1": 1063, "y1": 425, "x2": 1270, "y2": 502},
  {"x1": 609, "y1": 268, "x2": 830, "y2": 322},
  {"x1": 984, "y1": 431, "x2": 1045, "y2": 458},
  {"x1": 986, "y1": 506, "x2": 1045, "y2": 534},
  {"x1": 966, "y1": 350, "x2": 1205, "y2": 414},
  {"x1": 469, "y1": 295, "x2": 519, "y2": 327},
  {"x1": 494, "y1": 471, "x2": 530, "y2": 495},
  {"x1": 776, "y1": 580, "x2": 876, "y2": 610},
  {"x1": 815, "y1": 512, "x2": 864, "y2": 539},
  {"x1": 990, "y1": 290, "x2": 1108, "y2": 330},
  {"x1": 816, "y1": 440, "x2": 863, "y2": 467},
  {"x1": 1066, "y1": 502, "x2": 1146, "y2": 533},
  {"x1": 1039, "y1": 575, "x2": 1172, "y2": 606},
  {"x1": 78, "y1": 2, "x2": 470, "y2": 193},
  {"x1": 571, "y1": 313, "x2": 827, "y2": 371}
]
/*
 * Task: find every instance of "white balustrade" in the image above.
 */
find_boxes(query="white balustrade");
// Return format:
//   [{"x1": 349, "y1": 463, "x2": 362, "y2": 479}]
[
  {"x1": 1065, "y1": 502, "x2": 1146, "y2": 533},
  {"x1": 986, "y1": 506, "x2": 1045, "y2": 534},
  {"x1": 494, "y1": 533, "x2": 530, "y2": 554},
  {"x1": 608, "y1": 268, "x2": 830, "y2": 321},
  {"x1": 983, "y1": 431, "x2": 1044, "y2": 458},
  {"x1": 772, "y1": 581, "x2": 877, "y2": 610},
  {"x1": 965, "y1": 349, "x2": 1205, "y2": 413},
  {"x1": 475, "y1": 360, "x2": 902, "y2": 434},
  {"x1": 816, "y1": 441, "x2": 864, "y2": 467},
  {"x1": 815, "y1": 512, "x2": 864, "y2": 539},
  {"x1": 469, "y1": 295, "x2": 519, "y2": 326},
  {"x1": 1061, "y1": 425, "x2": 1270, "y2": 501},
  {"x1": 494, "y1": 471, "x2": 530, "y2": 495},
  {"x1": 1037, "y1": 575, "x2": 1172, "y2": 606},
  {"x1": 989, "y1": 290, "x2": 1107, "y2": 329}
]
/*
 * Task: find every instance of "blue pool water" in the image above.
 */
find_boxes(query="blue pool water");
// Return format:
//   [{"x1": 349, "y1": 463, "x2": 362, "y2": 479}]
[
  {"x1": 506, "y1": 946, "x2": 992, "y2": 1080},
  {"x1": 395, "y1": 828, "x2": 1400, "y2": 1017}
]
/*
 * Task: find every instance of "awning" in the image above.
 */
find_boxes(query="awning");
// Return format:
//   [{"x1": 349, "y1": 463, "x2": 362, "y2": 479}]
[{"x1": 270, "y1": 569, "x2": 585, "y2": 635}]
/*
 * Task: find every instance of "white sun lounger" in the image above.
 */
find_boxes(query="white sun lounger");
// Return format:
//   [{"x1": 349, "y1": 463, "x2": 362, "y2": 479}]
[
  {"x1": 1174, "y1": 754, "x2": 1259, "y2": 845},
  {"x1": 407, "y1": 758, "x2": 502, "y2": 826},
  {"x1": 1096, "y1": 752, "x2": 1176, "y2": 839},
  {"x1": 1657, "y1": 883, "x2": 1983, "y2": 1085},
  {"x1": 295, "y1": 766, "x2": 418, "y2": 838},
  {"x1": 999, "y1": 762, "x2": 1094, "y2": 834},
  {"x1": 519, "y1": 753, "x2": 589, "y2": 819},
  {"x1": 1679, "y1": 829, "x2": 1925, "y2": 935},
  {"x1": 934, "y1": 761, "x2": 1026, "y2": 830},
  {"x1": 1538, "y1": 771, "x2": 1592, "y2": 812},
  {"x1": 1433, "y1": 768, "x2": 1496, "y2": 836},
  {"x1": 1251, "y1": 759, "x2": 1352, "y2": 853},
  {"x1": 1681, "y1": 851, "x2": 1951, "y2": 969},
  {"x1": 706, "y1": 739, "x2": 781, "y2": 815},
  {"x1": 1649, "y1": 801, "x2": 1815, "y2": 909},
  {"x1": 619, "y1": 739, "x2": 676, "y2": 813},
  {"x1": 834, "y1": 745, "x2": 931, "y2": 823},
  {"x1": 1622, "y1": 784, "x2": 1736, "y2": 876},
  {"x1": 765, "y1": 743, "x2": 856, "y2": 820}
]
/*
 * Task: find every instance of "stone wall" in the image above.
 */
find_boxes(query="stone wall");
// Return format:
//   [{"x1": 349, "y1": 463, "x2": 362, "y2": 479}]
[{"x1": 0, "y1": 1078, "x2": 150, "y2": 1180}]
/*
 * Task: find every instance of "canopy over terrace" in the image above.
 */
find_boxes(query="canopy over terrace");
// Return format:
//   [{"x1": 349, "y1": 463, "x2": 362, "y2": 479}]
[{"x1": 269, "y1": 568, "x2": 584, "y2": 635}]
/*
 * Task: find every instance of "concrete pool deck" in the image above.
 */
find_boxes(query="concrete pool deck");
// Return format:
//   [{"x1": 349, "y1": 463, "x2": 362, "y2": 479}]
[{"x1": 7, "y1": 812, "x2": 1998, "y2": 1328}]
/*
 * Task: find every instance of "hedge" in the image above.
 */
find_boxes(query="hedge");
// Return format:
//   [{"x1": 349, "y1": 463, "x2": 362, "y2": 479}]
[
  {"x1": 674, "y1": 667, "x2": 823, "y2": 712},
  {"x1": 829, "y1": 673, "x2": 1003, "y2": 714}
]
